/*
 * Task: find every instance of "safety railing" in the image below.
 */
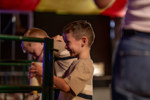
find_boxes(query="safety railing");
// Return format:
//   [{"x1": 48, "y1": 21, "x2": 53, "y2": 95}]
[
  {"x1": 0, "y1": 34, "x2": 54, "y2": 100},
  {"x1": 0, "y1": 60, "x2": 32, "y2": 87}
]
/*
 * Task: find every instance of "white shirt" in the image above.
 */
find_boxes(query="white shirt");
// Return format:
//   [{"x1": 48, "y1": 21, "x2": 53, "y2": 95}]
[{"x1": 123, "y1": 0, "x2": 150, "y2": 33}]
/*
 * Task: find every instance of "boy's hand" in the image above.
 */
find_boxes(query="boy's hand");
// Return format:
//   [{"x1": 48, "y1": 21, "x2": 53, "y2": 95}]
[{"x1": 29, "y1": 62, "x2": 43, "y2": 78}]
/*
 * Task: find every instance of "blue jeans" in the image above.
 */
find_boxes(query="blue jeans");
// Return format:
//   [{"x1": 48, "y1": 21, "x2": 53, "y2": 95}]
[{"x1": 112, "y1": 30, "x2": 150, "y2": 100}]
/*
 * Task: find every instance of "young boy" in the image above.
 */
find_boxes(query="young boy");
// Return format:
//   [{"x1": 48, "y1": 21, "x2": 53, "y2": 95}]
[{"x1": 30, "y1": 20, "x2": 95, "y2": 100}]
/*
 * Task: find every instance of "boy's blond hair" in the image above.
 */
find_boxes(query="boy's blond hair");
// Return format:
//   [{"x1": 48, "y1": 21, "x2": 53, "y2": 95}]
[
  {"x1": 24, "y1": 28, "x2": 49, "y2": 38},
  {"x1": 21, "y1": 28, "x2": 49, "y2": 52},
  {"x1": 62, "y1": 20, "x2": 95, "y2": 47}
]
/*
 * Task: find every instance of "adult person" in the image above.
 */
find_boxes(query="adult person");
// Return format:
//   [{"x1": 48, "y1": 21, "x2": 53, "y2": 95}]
[{"x1": 94, "y1": 0, "x2": 150, "y2": 100}]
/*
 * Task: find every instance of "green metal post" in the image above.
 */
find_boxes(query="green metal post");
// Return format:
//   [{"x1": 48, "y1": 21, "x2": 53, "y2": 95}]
[
  {"x1": 22, "y1": 65, "x2": 26, "y2": 100},
  {"x1": 0, "y1": 34, "x2": 44, "y2": 42},
  {"x1": 0, "y1": 35, "x2": 54, "y2": 100},
  {"x1": 22, "y1": 65, "x2": 26, "y2": 85},
  {"x1": 42, "y1": 38, "x2": 54, "y2": 100},
  {"x1": 0, "y1": 86, "x2": 42, "y2": 93}
]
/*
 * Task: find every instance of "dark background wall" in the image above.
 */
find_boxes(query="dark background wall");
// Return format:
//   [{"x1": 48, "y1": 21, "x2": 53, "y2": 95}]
[
  {"x1": 0, "y1": 12, "x2": 112, "y2": 75},
  {"x1": 33, "y1": 12, "x2": 112, "y2": 75},
  {"x1": 0, "y1": 12, "x2": 114, "y2": 86}
]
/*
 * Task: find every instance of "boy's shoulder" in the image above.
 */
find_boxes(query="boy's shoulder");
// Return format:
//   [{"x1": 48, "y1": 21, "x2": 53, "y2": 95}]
[
  {"x1": 72, "y1": 58, "x2": 94, "y2": 69},
  {"x1": 78, "y1": 58, "x2": 93, "y2": 63},
  {"x1": 65, "y1": 58, "x2": 94, "y2": 79}
]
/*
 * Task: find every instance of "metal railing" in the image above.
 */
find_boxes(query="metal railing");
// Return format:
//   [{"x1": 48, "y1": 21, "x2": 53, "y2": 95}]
[{"x1": 0, "y1": 34, "x2": 54, "y2": 100}]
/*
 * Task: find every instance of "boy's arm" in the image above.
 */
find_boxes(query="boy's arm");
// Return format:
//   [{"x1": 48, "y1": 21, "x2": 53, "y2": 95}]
[
  {"x1": 53, "y1": 76, "x2": 70, "y2": 92},
  {"x1": 30, "y1": 63, "x2": 71, "y2": 92},
  {"x1": 94, "y1": 0, "x2": 115, "y2": 9}
]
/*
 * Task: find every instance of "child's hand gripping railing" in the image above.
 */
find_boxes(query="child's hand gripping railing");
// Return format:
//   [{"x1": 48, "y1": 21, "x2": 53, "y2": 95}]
[{"x1": 0, "y1": 34, "x2": 54, "y2": 100}]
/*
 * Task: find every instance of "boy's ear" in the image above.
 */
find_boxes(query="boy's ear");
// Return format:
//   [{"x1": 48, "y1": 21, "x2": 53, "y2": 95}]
[{"x1": 81, "y1": 36, "x2": 88, "y2": 47}]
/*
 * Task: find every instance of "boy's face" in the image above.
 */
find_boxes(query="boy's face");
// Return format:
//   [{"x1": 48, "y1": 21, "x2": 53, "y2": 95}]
[
  {"x1": 22, "y1": 42, "x2": 43, "y2": 61},
  {"x1": 63, "y1": 32, "x2": 82, "y2": 57}
]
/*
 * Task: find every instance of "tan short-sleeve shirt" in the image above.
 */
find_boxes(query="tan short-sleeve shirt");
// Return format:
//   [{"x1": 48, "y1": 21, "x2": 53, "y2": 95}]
[{"x1": 58, "y1": 58, "x2": 94, "y2": 100}]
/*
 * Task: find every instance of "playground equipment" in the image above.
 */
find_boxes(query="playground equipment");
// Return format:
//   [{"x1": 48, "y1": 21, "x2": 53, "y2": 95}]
[{"x1": 0, "y1": 34, "x2": 54, "y2": 100}]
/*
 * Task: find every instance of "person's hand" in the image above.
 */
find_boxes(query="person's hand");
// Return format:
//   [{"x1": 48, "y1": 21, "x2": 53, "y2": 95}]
[{"x1": 29, "y1": 62, "x2": 43, "y2": 78}]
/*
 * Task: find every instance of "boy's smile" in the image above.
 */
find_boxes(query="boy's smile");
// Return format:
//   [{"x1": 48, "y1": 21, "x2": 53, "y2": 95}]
[{"x1": 63, "y1": 32, "x2": 82, "y2": 57}]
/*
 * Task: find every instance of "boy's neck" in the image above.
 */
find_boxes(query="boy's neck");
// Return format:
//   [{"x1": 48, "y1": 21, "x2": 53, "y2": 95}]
[{"x1": 78, "y1": 47, "x2": 91, "y2": 59}]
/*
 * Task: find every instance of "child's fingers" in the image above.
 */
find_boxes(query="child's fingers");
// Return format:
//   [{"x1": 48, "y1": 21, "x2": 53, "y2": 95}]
[
  {"x1": 29, "y1": 66, "x2": 37, "y2": 78},
  {"x1": 29, "y1": 74, "x2": 34, "y2": 78},
  {"x1": 32, "y1": 62, "x2": 41, "y2": 68},
  {"x1": 29, "y1": 62, "x2": 43, "y2": 77},
  {"x1": 29, "y1": 66, "x2": 37, "y2": 71},
  {"x1": 28, "y1": 72, "x2": 36, "y2": 78}
]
